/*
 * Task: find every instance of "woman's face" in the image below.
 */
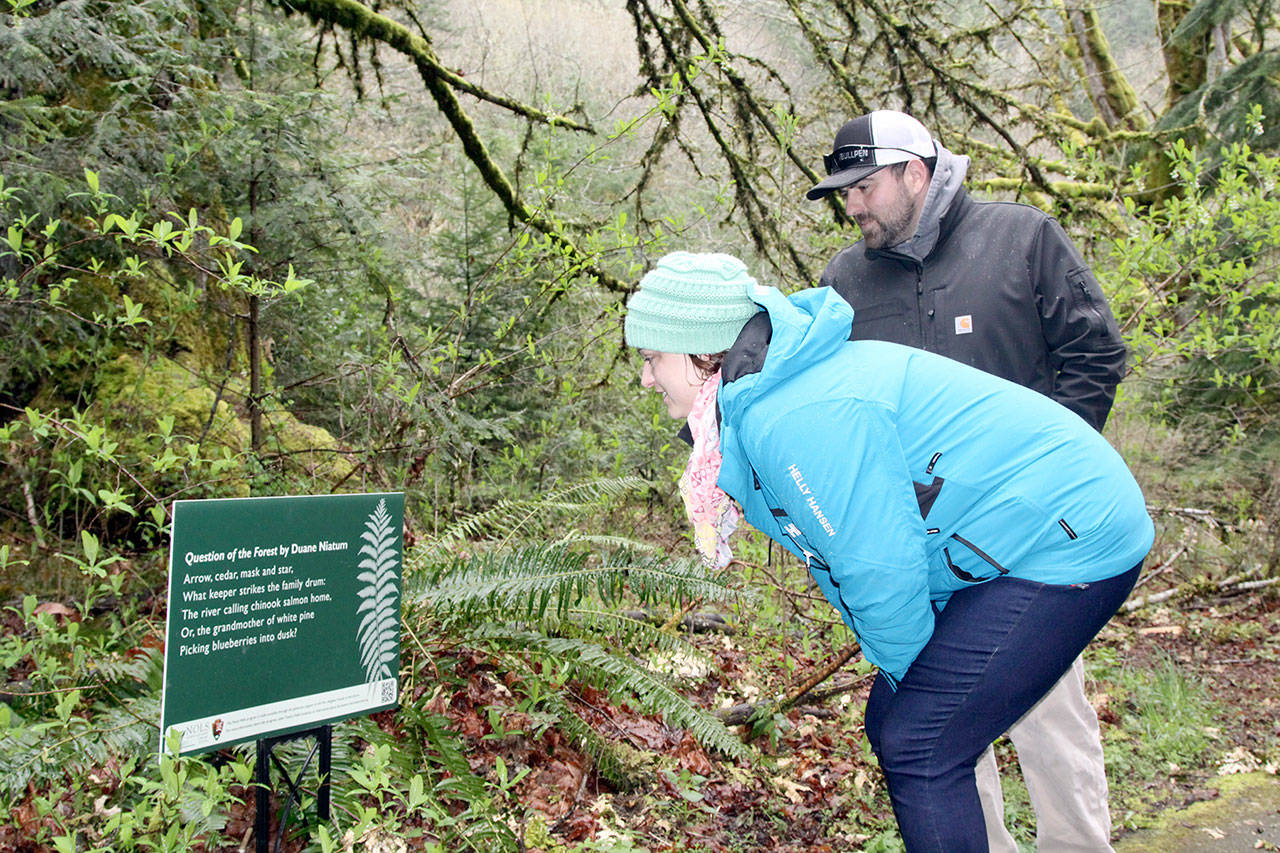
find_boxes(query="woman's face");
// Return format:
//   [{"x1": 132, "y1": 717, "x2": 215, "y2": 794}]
[{"x1": 639, "y1": 350, "x2": 706, "y2": 419}]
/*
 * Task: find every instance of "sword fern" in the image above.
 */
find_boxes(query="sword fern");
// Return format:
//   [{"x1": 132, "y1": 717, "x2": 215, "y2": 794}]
[{"x1": 407, "y1": 544, "x2": 753, "y2": 783}]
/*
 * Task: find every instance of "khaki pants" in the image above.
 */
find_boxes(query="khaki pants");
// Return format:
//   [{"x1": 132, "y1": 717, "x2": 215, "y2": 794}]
[{"x1": 975, "y1": 656, "x2": 1114, "y2": 852}]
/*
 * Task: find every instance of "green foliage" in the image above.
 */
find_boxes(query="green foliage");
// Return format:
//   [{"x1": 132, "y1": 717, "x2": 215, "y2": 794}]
[
  {"x1": 411, "y1": 542, "x2": 753, "y2": 777},
  {"x1": 309, "y1": 736, "x2": 524, "y2": 852},
  {"x1": 0, "y1": 172, "x2": 317, "y2": 589},
  {"x1": 1104, "y1": 117, "x2": 1280, "y2": 441},
  {"x1": 5, "y1": 0, "x2": 1280, "y2": 847},
  {"x1": 1089, "y1": 646, "x2": 1220, "y2": 831},
  {"x1": 1160, "y1": 5, "x2": 1280, "y2": 151},
  {"x1": 422, "y1": 476, "x2": 654, "y2": 553},
  {"x1": 0, "y1": 0, "x2": 225, "y2": 197},
  {"x1": 84, "y1": 744, "x2": 252, "y2": 852},
  {"x1": 0, "y1": 543, "x2": 254, "y2": 849},
  {"x1": 419, "y1": 545, "x2": 735, "y2": 623},
  {"x1": 1117, "y1": 655, "x2": 1216, "y2": 770}
]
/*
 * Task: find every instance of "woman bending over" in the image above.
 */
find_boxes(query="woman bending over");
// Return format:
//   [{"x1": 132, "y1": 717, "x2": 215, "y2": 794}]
[{"x1": 623, "y1": 252, "x2": 1152, "y2": 852}]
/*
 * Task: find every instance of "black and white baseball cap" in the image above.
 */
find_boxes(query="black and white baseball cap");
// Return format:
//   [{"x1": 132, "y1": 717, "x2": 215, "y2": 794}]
[{"x1": 806, "y1": 110, "x2": 937, "y2": 200}]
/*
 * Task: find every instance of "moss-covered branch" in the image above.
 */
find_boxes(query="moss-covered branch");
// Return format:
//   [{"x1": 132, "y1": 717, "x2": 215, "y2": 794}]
[
  {"x1": 278, "y1": 0, "x2": 592, "y2": 132},
  {"x1": 278, "y1": 0, "x2": 629, "y2": 293},
  {"x1": 629, "y1": 0, "x2": 817, "y2": 284}
]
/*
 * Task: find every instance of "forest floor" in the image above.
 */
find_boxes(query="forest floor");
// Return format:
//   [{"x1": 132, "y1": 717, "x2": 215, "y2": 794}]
[
  {"x1": 5, "y1": 539, "x2": 1278, "y2": 851},
  {"x1": 1100, "y1": 593, "x2": 1280, "y2": 851},
  {"x1": 1113, "y1": 771, "x2": 1280, "y2": 851},
  {"x1": 388, "y1": 565, "x2": 1280, "y2": 852}
]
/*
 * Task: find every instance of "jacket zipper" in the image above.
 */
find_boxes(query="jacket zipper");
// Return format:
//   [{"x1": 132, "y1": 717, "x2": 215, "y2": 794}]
[
  {"x1": 915, "y1": 265, "x2": 927, "y2": 345},
  {"x1": 1070, "y1": 271, "x2": 1106, "y2": 328}
]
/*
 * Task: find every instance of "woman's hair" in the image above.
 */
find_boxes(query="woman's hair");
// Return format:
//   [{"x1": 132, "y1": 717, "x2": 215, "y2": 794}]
[{"x1": 690, "y1": 351, "x2": 727, "y2": 379}]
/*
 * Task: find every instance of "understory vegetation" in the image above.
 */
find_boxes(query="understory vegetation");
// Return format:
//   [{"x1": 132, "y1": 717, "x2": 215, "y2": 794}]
[{"x1": 2, "y1": 0, "x2": 1280, "y2": 849}]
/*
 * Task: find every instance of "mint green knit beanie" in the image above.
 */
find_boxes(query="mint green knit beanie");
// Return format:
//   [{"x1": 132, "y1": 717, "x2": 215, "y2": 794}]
[{"x1": 624, "y1": 252, "x2": 760, "y2": 354}]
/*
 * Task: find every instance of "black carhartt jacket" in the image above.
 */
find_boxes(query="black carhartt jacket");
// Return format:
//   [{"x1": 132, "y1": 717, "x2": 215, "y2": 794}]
[{"x1": 818, "y1": 186, "x2": 1126, "y2": 432}]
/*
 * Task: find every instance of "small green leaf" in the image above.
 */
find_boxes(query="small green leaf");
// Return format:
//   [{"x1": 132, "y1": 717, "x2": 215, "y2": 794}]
[
  {"x1": 81, "y1": 530, "x2": 100, "y2": 565},
  {"x1": 408, "y1": 773, "x2": 426, "y2": 808}
]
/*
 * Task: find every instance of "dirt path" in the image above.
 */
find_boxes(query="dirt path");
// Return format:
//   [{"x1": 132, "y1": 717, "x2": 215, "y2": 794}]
[{"x1": 1114, "y1": 772, "x2": 1280, "y2": 852}]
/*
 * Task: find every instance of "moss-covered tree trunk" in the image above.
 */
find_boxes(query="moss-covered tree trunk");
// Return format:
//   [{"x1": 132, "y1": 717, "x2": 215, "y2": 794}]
[
  {"x1": 1061, "y1": 0, "x2": 1145, "y2": 132},
  {"x1": 1143, "y1": 0, "x2": 1210, "y2": 203},
  {"x1": 1157, "y1": 0, "x2": 1210, "y2": 111}
]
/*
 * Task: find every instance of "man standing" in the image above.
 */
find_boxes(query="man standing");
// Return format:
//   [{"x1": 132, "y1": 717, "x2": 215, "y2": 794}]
[{"x1": 807, "y1": 110, "x2": 1127, "y2": 851}]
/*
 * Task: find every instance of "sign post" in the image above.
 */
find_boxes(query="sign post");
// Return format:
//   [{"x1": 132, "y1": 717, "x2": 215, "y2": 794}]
[
  {"x1": 160, "y1": 492, "x2": 404, "y2": 845},
  {"x1": 255, "y1": 724, "x2": 331, "y2": 853}
]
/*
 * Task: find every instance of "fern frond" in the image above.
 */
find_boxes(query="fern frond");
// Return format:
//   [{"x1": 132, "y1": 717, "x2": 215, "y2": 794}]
[
  {"x1": 466, "y1": 624, "x2": 751, "y2": 764},
  {"x1": 411, "y1": 546, "x2": 610, "y2": 620},
  {"x1": 87, "y1": 647, "x2": 164, "y2": 693},
  {"x1": 551, "y1": 531, "x2": 656, "y2": 553},
  {"x1": 417, "y1": 710, "x2": 489, "y2": 803},
  {"x1": 600, "y1": 550, "x2": 749, "y2": 610},
  {"x1": 409, "y1": 545, "x2": 746, "y2": 626},
  {"x1": 553, "y1": 607, "x2": 700, "y2": 657},
  {"x1": 0, "y1": 694, "x2": 160, "y2": 796},
  {"x1": 414, "y1": 475, "x2": 649, "y2": 557},
  {"x1": 539, "y1": 691, "x2": 654, "y2": 790}
]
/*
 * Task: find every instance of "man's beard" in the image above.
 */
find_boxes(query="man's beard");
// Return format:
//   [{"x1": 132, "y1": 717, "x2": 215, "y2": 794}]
[{"x1": 857, "y1": 187, "x2": 918, "y2": 250}]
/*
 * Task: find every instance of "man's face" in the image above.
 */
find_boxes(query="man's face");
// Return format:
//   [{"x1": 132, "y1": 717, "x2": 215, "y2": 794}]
[
  {"x1": 842, "y1": 165, "x2": 923, "y2": 250},
  {"x1": 639, "y1": 349, "x2": 704, "y2": 420}
]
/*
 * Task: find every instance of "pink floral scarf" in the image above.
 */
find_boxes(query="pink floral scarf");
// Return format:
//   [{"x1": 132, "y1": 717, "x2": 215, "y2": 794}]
[{"x1": 678, "y1": 370, "x2": 742, "y2": 569}]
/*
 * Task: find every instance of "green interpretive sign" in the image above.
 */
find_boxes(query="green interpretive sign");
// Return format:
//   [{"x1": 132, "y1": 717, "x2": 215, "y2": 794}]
[{"x1": 160, "y1": 492, "x2": 404, "y2": 756}]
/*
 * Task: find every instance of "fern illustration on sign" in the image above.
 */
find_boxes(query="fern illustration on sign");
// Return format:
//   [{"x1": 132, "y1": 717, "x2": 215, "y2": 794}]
[{"x1": 356, "y1": 498, "x2": 400, "y2": 682}]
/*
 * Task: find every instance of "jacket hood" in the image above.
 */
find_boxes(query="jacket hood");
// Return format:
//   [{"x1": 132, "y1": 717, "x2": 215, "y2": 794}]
[
  {"x1": 887, "y1": 142, "x2": 969, "y2": 262},
  {"x1": 719, "y1": 285, "x2": 854, "y2": 413}
]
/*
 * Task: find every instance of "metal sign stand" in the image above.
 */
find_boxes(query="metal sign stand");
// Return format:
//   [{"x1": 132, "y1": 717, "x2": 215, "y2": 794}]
[{"x1": 255, "y1": 724, "x2": 332, "y2": 853}]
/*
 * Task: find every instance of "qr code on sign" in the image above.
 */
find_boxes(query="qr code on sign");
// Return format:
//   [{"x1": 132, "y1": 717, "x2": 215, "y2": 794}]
[{"x1": 381, "y1": 681, "x2": 395, "y2": 704}]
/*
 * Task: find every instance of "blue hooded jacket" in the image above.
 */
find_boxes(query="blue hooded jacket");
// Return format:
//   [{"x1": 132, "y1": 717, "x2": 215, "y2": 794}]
[{"x1": 715, "y1": 285, "x2": 1153, "y2": 685}]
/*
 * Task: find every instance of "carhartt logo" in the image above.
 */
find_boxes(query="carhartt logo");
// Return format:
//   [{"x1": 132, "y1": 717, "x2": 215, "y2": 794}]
[{"x1": 955, "y1": 315, "x2": 973, "y2": 335}]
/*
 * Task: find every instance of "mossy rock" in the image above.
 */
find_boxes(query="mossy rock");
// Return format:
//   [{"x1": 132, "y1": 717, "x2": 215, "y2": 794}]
[
  {"x1": 261, "y1": 407, "x2": 356, "y2": 489},
  {"x1": 92, "y1": 351, "x2": 354, "y2": 495},
  {"x1": 95, "y1": 351, "x2": 251, "y2": 455},
  {"x1": 126, "y1": 262, "x2": 243, "y2": 375}
]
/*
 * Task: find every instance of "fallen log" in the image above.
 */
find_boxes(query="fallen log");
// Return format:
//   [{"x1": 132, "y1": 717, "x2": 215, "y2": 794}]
[
  {"x1": 622, "y1": 610, "x2": 734, "y2": 634},
  {"x1": 1123, "y1": 573, "x2": 1279, "y2": 612}
]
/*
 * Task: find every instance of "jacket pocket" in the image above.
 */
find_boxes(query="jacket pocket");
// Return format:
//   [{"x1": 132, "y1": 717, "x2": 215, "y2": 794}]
[
  {"x1": 943, "y1": 533, "x2": 1009, "y2": 584},
  {"x1": 1066, "y1": 267, "x2": 1108, "y2": 333}
]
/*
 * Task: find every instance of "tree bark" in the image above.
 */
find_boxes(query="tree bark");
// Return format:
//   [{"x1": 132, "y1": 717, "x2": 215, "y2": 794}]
[
  {"x1": 248, "y1": 292, "x2": 262, "y2": 453},
  {"x1": 1061, "y1": 0, "x2": 1145, "y2": 131},
  {"x1": 1157, "y1": 0, "x2": 1209, "y2": 112}
]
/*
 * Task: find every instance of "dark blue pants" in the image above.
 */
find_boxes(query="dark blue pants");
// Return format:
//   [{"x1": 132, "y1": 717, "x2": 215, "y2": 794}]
[{"x1": 864, "y1": 562, "x2": 1142, "y2": 852}]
